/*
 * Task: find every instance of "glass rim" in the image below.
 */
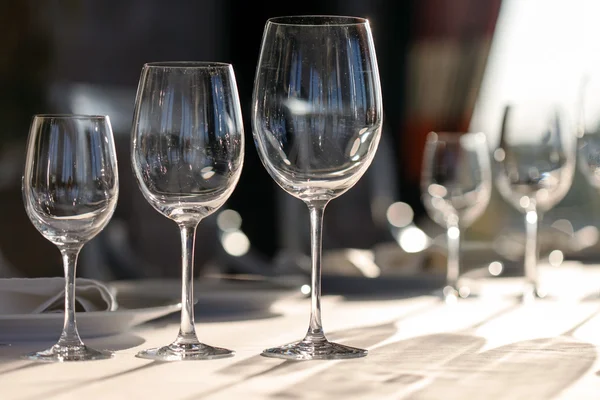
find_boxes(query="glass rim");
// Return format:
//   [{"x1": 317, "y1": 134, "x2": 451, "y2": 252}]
[
  {"x1": 143, "y1": 61, "x2": 233, "y2": 69},
  {"x1": 33, "y1": 114, "x2": 109, "y2": 120},
  {"x1": 267, "y1": 15, "x2": 368, "y2": 26}
]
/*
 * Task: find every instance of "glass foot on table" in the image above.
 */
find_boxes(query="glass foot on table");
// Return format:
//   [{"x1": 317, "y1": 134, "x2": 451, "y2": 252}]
[
  {"x1": 262, "y1": 338, "x2": 367, "y2": 361},
  {"x1": 520, "y1": 286, "x2": 550, "y2": 303},
  {"x1": 136, "y1": 342, "x2": 234, "y2": 361},
  {"x1": 23, "y1": 344, "x2": 113, "y2": 362}
]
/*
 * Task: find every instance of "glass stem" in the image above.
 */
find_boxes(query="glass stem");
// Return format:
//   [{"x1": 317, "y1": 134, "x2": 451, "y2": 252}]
[
  {"x1": 57, "y1": 246, "x2": 84, "y2": 348},
  {"x1": 524, "y1": 208, "x2": 539, "y2": 295},
  {"x1": 446, "y1": 221, "x2": 460, "y2": 291},
  {"x1": 305, "y1": 200, "x2": 328, "y2": 342},
  {"x1": 176, "y1": 221, "x2": 200, "y2": 345}
]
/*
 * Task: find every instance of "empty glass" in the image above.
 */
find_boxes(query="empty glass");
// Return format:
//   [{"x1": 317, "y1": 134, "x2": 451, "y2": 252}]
[
  {"x1": 494, "y1": 104, "x2": 575, "y2": 298},
  {"x1": 421, "y1": 132, "x2": 492, "y2": 301},
  {"x1": 131, "y1": 62, "x2": 244, "y2": 361},
  {"x1": 253, "y1": 16, "x2": 383, "y2": 360},
  {"x1": 22, "y1": 115, "x2": 119, "y2": 361},
  {"x1": 578, "y1": 75, "x2": 600, "y2": 187}
]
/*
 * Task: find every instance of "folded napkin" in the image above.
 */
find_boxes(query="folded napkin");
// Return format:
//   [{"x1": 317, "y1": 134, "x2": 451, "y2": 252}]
[{"x1": 0, "y1": 278, "x2": 117, "y2": 314}]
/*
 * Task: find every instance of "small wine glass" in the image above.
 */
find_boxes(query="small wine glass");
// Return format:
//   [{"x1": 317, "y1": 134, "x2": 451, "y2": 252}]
[
  {"x1": 253, "y1": 16, "x2": 383, "y2": 360},
  {"x1": 22, "y1": 115, "x2": 119, "y2": 362},
  {"x1": 131, "y1": 62, "x2": 244, "y2": 361},
  {"x1": 494, "y1": 103, "x2": 575, "y2": 299},
  {"x1": 421, "y1": 132, "x2": 492, "y2": 301}
]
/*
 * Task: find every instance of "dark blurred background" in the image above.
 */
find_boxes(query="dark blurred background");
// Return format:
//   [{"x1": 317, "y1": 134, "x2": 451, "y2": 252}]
[{"x1": 1, "y1": 0, "x2": 599, "y2": 282}]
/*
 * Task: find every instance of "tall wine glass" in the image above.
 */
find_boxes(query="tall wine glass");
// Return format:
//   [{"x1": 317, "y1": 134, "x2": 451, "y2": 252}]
[
  {"x1": 494, "y1": 104, "x2": 575, "y2": 299},
  {"x1": 22, "y1": 115, "x2": 119, "y2": 362},
  {"x1": 131, "y1": 62, "x2": 244, "y2": 361},
  {"x1": 253, "y1": 16, "x2": 382, "y2": 360},
  {"x1": 421, "y1": 132, "x2": 492, "y2": 301}
]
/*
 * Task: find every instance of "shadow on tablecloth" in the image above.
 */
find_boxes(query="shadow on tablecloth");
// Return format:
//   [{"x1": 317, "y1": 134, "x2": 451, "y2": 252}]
[
  {"x1": 272, "y1": 334, "x2": 595, "y2": 400},
  {"x1": 212, "y1": 306, "x2": 596, "y2": 400}
]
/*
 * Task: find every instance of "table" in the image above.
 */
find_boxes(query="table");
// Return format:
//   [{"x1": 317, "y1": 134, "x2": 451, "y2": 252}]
[{"x1": 2, "y1": 263, "x2": 600, "y2": 399}]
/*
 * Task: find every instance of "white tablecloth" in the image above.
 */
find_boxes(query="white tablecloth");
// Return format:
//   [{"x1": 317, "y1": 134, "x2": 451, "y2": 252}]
[{"x1": 2, "y1": 264, "x2": 600, "y2": 400}]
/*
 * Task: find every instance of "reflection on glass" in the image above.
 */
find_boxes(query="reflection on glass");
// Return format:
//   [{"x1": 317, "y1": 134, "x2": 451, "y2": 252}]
[
  {"x1": 23, "y1": 115, "x2": 119, "y2": 362},
  {"x1": 253, "y1": 16, "x2": 382, "y2": 360},
  {"x1": 131, "y1": 62, "x2": 244, "y2": 361},
  {"x1": 495, "y1": 104, "x2": 575, "y2": 299},
  {"x1": 421, "y1": 132, "x2": 492, "y2": 301}
]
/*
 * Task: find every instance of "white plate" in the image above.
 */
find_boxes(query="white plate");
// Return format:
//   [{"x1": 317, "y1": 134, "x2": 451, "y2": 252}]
[
  {"x1": 0, "y1": 276, "x2": 297, "y2": 342},
  {"x1": 0, "y1": 285, "x2": 181, "y2": 342}
]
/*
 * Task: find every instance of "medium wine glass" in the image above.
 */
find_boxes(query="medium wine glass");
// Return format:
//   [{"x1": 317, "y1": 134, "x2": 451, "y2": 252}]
[
  {"x1": 253, "y1": 16, "x2": 383, "y2": 360},
  {"x1": 22, "y1": 115, "x2": 119, "y2": 362},
  {"x1": 131, "y1": 62, "x2": 244, "y2": 361},
  {"x1": 421, "y1": 132, "x2": 492, "y2": 301},
  {"x1": 494, "y1": 104, "x2": 575, "y2": 298}
]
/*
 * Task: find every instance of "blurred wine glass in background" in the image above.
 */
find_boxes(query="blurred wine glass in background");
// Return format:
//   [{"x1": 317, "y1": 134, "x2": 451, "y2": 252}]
[
  {"x1": 494, "y1": 103, "x2": 576, "y2": 299},
  {"x1": 421, "y1": 132, "x2": 492, "y2": 301},
  {"x1": 578, "y1": 75, "x2": 600, "y2": 188}
]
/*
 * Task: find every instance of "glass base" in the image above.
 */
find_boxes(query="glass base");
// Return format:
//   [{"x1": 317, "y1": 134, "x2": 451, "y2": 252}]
[
  {"x1": 262, "y1": 338, "x2": 367, "y2": 361},
  {"x1": 442, "y1": 285, "x2": 460, "y2": 303},
  {"x1": 136, "y1": 342, "x2": 235, "y2": 361},
  {"x1": 520, "y1": 286, "x2": 548, "y2": 302},
  {"x1": 23, "y1": 343, "x2": 113, "y2": 362}
]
